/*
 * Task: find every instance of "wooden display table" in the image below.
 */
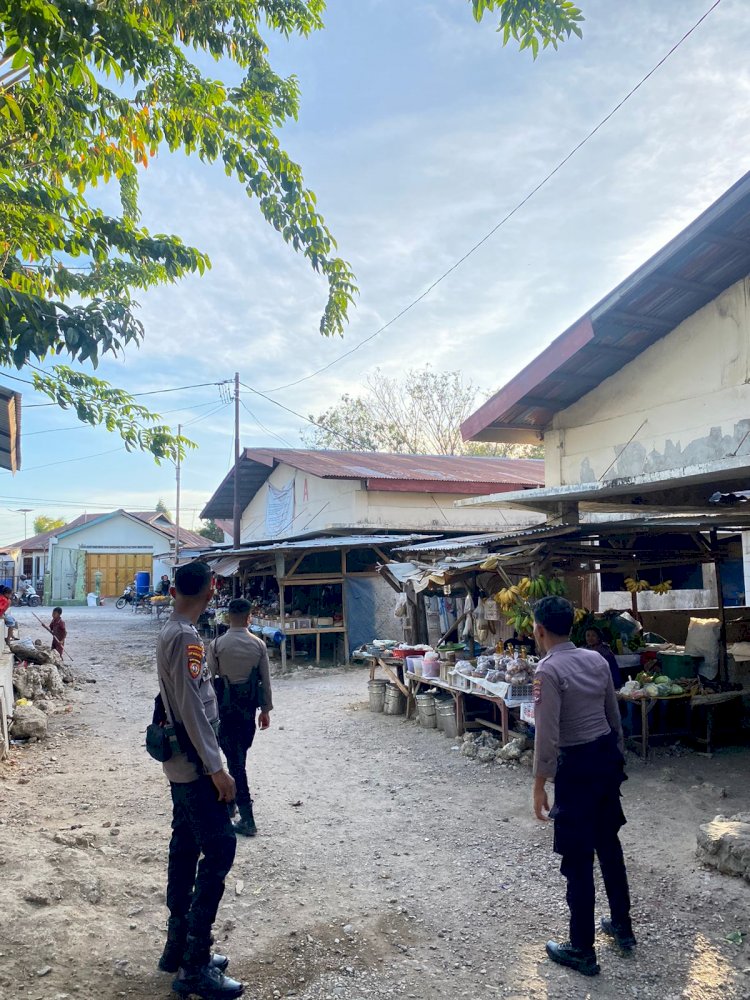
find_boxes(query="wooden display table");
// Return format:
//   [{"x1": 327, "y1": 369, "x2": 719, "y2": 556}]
[
  {"x1": 405, "y1": 673, "x2": 517, "y2": 745},
  {"x1": 618, "y1": 690, "x2": 743, "y2": 758}
]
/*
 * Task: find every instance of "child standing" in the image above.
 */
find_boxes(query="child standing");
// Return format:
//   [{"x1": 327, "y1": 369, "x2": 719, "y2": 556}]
[{"x1": 50, "y1": 607, "x2": 67, "y2": 656}]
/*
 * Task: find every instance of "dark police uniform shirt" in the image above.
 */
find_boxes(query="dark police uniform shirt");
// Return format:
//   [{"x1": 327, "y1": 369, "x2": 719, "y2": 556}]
[
  {"x1": 156, "y1": 612, "x2": 223, "y2": 783},
  {"x1": 207, "y1": 627, "x2": 273, "y2": 712},
  {"x1": 533, "y1": 641, "x2": 624, "y2": 780}
]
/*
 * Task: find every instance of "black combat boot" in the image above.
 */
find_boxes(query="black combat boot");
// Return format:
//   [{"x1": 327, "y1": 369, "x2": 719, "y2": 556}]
[
  {"x1": 158, "y1": 919, "x2": 229, "y2": 974},
  {"x1": 172, "y1": 965, "x2": 244, "y2": 998},
  {"x1": 545, "y1": 940, "x2": 600, "y2": 976},
  {"x1": 601, "y1": 917, "x2": 637, "y2": 951},
  {"x1": 233, "y1": 803, "x2": 257, "y2": 838},
  {"x1": 173, "y1": 935, "x2": 243, "y2": 998}
]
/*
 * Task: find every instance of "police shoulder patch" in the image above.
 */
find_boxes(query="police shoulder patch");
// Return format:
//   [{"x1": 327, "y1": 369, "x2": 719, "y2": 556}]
[
  {"x1": 186, "y1": 643, "x2": 203, "y2": 679},
  {"x1": 533, "y1": 675, "x2": 542, "y2": 704}
]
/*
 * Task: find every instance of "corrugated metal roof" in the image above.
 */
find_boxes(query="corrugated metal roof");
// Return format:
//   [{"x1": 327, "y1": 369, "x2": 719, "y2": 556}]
[
  {"x1": 462, "y1": 170, "x2": 750, "y2": 443},
  {"x1": 3, "y1": 510, "x2": 207, "y2": 553},
  {"x1": 201, "y1": 449, "x2": 544, "y2": 520},
  {"x1": 395, "y1": 523, "x2": 577, "y2": 555},
  {"x1": 207, "y1": 532, "x2": 433, "y2": 561}
]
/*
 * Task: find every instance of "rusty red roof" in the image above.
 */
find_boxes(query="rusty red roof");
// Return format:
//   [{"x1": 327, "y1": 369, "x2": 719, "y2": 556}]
[
  {"x1": 201, "y1": 449, "x2": 544, "y2": 520},
  {"x1": 462, "y1": 170, "x2": 750, "y2": 444}
]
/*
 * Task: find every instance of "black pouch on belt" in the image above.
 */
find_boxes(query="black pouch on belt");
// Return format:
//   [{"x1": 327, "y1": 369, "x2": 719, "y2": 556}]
[{"x1": 145, "y1": 693, "x2": 181, "y2": 762}]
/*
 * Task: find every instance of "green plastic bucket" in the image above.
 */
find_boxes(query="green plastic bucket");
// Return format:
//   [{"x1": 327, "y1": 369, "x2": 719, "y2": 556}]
[{"x1": 656, "y1": 652, "x2": 702, "y2": 679}]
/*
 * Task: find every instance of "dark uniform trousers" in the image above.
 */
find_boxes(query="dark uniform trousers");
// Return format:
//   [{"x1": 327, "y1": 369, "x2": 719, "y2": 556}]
[
  {"x1": 167, "y1": 776, "x2": 237, "y2": 962},
  {"x1": 550, "y1": 730, "x2": 631, "y2": 951},
  {"x1": 219, "y1": 703, "x2": 257, "y2": 809}
]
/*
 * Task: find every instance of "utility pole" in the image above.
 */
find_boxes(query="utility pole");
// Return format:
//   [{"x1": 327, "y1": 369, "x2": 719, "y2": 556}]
[
  {"x1": 175, "y1": 423, "x2": 182, "y2": 568},
  {"x1": 232, "y1": 373, "x2": 241, "y2": 597}
]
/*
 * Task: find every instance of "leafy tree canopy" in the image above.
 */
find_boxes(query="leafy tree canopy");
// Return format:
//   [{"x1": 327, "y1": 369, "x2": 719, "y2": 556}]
[
  {"x1": 304, "y1": 368, "x2": 543, "y2": 459},
  {"x1": 198, "y1": 519, "x2": 225, "y2": 543},
  {"x1": 155, "y1": 497, "x2": 171, "y2": 517},
  {"x1": 471, "y1": 0, "x2": 584, "y2": 57},
  {"x1": 0, "y1": 0, "x2": 356, "y2": 460},
  {"x1": 33, "y1": 514, "x2": 66, "y2": 535}
]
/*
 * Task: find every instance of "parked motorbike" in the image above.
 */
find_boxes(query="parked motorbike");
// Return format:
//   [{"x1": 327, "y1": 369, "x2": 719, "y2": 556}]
[
  {"x1": 12, "y1": 586, "x2": 40, "y2": 608},
  {"x1": 115, "y1": 585, "x2": 135, "y2": 610}
]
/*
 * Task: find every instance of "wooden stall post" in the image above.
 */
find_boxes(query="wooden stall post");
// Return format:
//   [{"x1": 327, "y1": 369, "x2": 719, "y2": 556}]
[
  {"x1": 710, "y1": 529, "x2": 729, "y2": 685},
  {"x1": 341, "y1": 547, "x2": 349, "y2": 665},
  {"x1": 275, "y1": 552, "x2": 287, "y2": 671}
]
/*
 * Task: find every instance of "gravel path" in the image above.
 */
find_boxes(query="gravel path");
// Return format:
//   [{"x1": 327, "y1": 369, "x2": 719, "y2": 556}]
[{"x1": 0, "y1": 607, "x2": 749, "y2": 1000}]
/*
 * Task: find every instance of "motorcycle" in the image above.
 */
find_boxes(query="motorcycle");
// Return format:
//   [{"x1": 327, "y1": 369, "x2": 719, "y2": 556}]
[
  {"x1": 12, "y1": 586, "x2": 40, "y2": 608},
  {"x1": 115, "y1": 585, "x2": 136, "y2": 610}
]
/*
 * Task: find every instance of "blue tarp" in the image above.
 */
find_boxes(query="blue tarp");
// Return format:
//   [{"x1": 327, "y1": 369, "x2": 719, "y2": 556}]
[{"x1": 345, "y1": 576, "x2": 378, "y2": 653}]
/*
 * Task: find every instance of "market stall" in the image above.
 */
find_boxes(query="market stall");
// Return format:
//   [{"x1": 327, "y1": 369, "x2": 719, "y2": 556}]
[
  {"x1": 206, "y1": 533, "x2": 429, "y2": 667},
  {"x1": 370, "y1": 511, "x2": 750, "y2": 756}
]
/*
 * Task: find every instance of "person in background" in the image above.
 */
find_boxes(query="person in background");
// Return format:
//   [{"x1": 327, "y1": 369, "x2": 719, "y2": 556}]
[
  {"x1": 0, "y1": 586, "x2": 16, "y2": 642},
  {"x1": 156, "y1": 560, "x2": 244, "y2": 999},
  {"x1": 584, "y1": 626, "x2": 622, "y2": 690},
  {"x1": 159, "y1": 574, "x2": 171, "y2": 597},
  {"x1": 49, "y1": 607, "x2": 67, "y2": 657},
  {"x1": 532, "y1": 596, "x2": 634, "y2": 978},
  {"x1": 207, "y1": 598, "x2": 273, "y2": 838}
]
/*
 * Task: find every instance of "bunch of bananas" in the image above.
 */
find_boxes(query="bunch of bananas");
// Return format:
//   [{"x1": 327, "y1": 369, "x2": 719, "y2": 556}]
[
  {"x1": 625, "y1": 577, "x2": 651, "y2": 593},
  {"x1": 525, "y1": 574, "x2": 567, "y2": 599},
  {"x1": 573, "y1": 607, "x2": 588, "y2": 624},
  {"x1": 506, "y1": 608, "x2": 535, "y2": 635},
  {"x1": 495, "y1": 583, "x2": 528, "y2": 610},
  {"x1": 652, "y1": 580, "x2": 672, "y2": 594}
]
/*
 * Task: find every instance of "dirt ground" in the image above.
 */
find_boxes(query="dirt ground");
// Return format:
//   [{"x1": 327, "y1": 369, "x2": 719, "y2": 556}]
[{"x1": 1, "y1": 607, "x2": 750, "y2": 1000}]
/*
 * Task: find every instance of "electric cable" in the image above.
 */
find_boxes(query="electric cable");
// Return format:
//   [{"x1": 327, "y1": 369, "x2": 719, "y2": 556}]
[{"x1": 264, "y1": 0, "x2": 723, "y2": 394}]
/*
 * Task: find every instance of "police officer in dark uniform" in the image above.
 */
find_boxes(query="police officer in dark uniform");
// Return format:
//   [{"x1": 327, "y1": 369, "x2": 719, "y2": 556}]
[
  {"x1": 532, "y1": 596, "x2": 635, "y2": 977},
  {"x1": 208, "y1": 598, "x2": 273, "y2": 837},
  {"x1": 156, "y1": 561, "x2": 245, "y2": 999}
]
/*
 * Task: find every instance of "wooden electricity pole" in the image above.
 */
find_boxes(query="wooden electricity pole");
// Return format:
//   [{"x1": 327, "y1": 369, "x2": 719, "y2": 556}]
[
  {"x1": 175, "y1": 422, "x2": 182, "y2": 567},
  {"x1": 232, "y1": 373, "x2": 241, "y2": 596}
]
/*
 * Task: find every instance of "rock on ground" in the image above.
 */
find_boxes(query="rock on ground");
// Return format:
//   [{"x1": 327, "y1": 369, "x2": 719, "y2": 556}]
[
  {"x1": 697, "y1": 812, "x2": 750, "y2": 882},
  {"x1": 13, "y1": 662, "x2": 64, "y2": 701},
  {"x1": 10, "y1": 703, "x2": 48, "y2": 739}
]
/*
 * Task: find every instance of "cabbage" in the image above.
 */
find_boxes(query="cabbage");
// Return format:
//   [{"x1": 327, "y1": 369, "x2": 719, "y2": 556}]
[
  {"x1": 644, "y1": 684, "x2": 660, "y2": 697},
  {"x1": 670, "y1": 684, "x2": 684, "y2": 695},
  {"x1": 654, "y1": 675, "x2": 671, "y2": 685},
  {"x1": 657, "y1": 683, "x2": 672, "y2": 696}
]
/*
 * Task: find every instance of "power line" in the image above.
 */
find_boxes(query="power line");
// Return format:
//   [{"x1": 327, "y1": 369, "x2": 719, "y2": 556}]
[
  {"x1": 264, "y1": 0, "x2": 723, "y2": 394},
  {"x1": 239, "y1": 399, "x2": 296, "y2": 448},
  {"x1": 240, "y1": 381, "x2": 370, "y2": 451},
  {"x1": 24, "y1": 398, "x2": 221, "y2": 436}
]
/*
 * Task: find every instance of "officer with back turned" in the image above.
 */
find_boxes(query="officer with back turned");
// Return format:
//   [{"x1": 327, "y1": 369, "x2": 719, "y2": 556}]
[
  {"x1": 207, "y1": 597, "x2": 273, "y2": 837},
  {"x1": 156, "y1": 560, "x2": 244, "y2": 999},
  {"x1": 532, "y1": 596, "x2": 635, "y2": 978}
]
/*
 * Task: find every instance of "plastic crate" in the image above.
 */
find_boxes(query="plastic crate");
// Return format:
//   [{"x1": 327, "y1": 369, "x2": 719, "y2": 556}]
[{"x1": 508, "y1": 683, "x2": 533, "y2": 700}]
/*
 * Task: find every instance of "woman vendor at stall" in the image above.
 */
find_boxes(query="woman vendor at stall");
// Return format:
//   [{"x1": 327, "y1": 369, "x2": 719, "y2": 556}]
[{"x1": 584, "y1": 626, "x2": 622, "y2": 690}]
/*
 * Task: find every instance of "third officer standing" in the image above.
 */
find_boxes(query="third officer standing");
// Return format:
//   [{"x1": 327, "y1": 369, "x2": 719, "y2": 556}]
[
  {"x1": 208, "y1": 598, "x2": 273, "y2": 837},
  {"x1": 532, "y1": 596, "x2": 635, "y2": 978}
]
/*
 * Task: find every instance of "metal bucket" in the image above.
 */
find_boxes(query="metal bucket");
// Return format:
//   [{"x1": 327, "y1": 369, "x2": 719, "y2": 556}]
[
  {"x1": 416, "y1": 693, "x2": 437, "y2": 729},
  {"x1": 437, "y1": 701, "x2": 458, "y2": 739},
  {"x1": 368, "y1": 679, "x2": 387, "y2": 713},
  {"x1": 434, "y1": 698, "x2": 451, "y2": 731},
  {"x1": 384, "y1": 683, "x2": 406, "y2": 716}
]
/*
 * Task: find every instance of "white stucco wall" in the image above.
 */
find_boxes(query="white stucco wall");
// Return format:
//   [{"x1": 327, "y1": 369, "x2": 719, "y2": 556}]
[
  {"x1": 240, "y1": 466, "x2": 359, "y2": 542},
  {"x1": 544, "y1": 276, "x2": 750, "y2": 486},
  {"x1": 360, "y1": 490, "x2": 540, "y2": 533},
  {"x1": 239, "y1": 464, "x2": 542, "y2": 541},
  {"x1": 56, "y1": 513, "x2": 165, "y2": 553}
]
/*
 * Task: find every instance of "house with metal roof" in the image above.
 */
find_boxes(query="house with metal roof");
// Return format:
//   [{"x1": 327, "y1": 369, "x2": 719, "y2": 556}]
[
  {"x1": 1, "y1": 510, "x2": 206, "y2": 603},
  {"x1": 199, "y1": 449, "x2": 545, "y2": 664},
  {"x1": 201, "y1": 448, "x2": 545, "y2": 542},
  {"x1": 460, "y1": 170, "x2": 750, "y2": 610}
]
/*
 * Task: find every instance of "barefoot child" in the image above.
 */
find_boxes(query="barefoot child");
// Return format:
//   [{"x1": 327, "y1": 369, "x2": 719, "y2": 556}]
[{"x1": 50, "y1": 607, "x2": 67, "y2": 656}]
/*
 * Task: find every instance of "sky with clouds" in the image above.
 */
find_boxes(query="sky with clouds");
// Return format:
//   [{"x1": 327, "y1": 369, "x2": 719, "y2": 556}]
[{"x1": 1, "y1": 0, "x2": 748, "y2": 545}]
